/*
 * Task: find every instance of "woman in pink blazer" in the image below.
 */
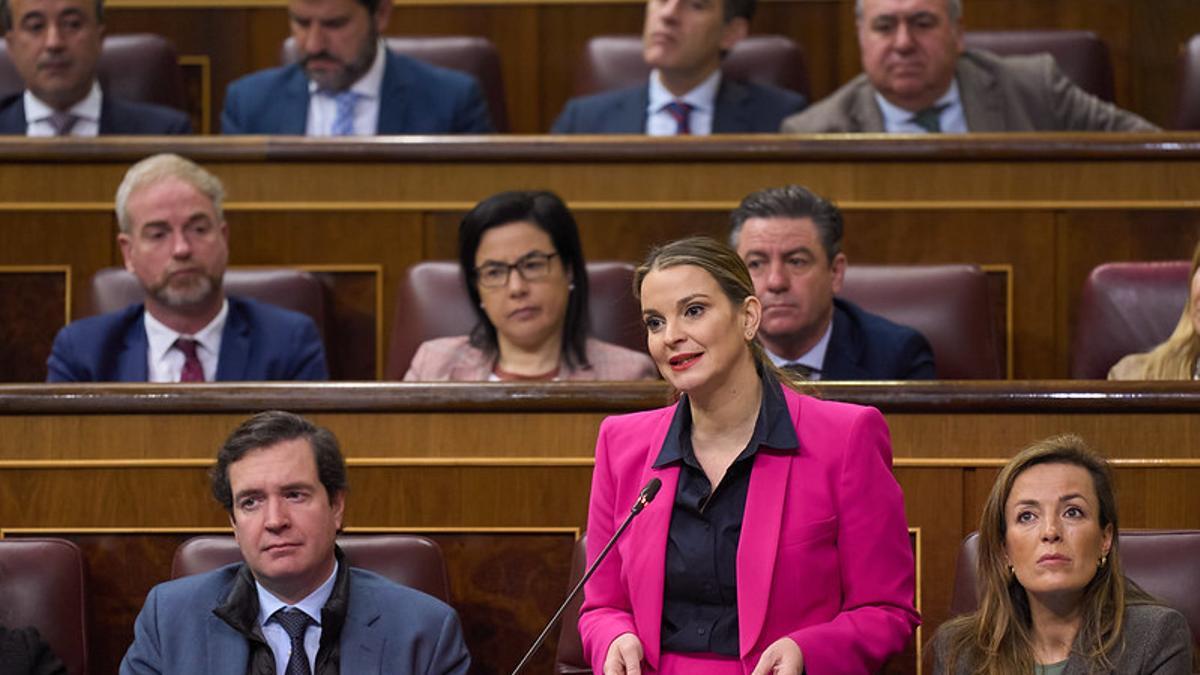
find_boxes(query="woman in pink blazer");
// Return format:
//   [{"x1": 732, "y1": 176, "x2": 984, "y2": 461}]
[{"x1": 581, "y1": 237, "x2": 919, "y2": 675}]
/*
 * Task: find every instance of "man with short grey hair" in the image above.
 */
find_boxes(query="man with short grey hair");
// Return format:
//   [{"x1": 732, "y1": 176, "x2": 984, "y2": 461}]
[
  {"x1": 782, "y1": 0, "x2": 1156, "y2": 133},
  {"x1": 0, "y1": 0, "x2": 189, "y2": 135},
  {"x1": 47, "y1": 153, "x2": 327, "y2": 381},
  {"x1": 731, "y1": 184, "x2": 935, "y2": 380}
]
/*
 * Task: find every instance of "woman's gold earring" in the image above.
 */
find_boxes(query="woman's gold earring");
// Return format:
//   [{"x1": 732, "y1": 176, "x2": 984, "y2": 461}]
[{"x1": 1099, "y1": 554, "x2": 1108, "y2": 567}]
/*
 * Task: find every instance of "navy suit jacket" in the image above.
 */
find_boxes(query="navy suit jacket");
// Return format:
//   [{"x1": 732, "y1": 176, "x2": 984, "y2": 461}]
[
  {"x1": 0, "y1": 91, "x2": 190, "y2": 134},
  {"x1": 120, "y1": 564, "x2": 470, "y2": 675},
  {"x1": 821, "y1": 298, "x2": 936, "y2": 380},
  {"x1": 551, "y1": 78, "x2": 806, "y2": 133},
  {"x1": 46, "y1": 296, "x2": 328, "y2": 382},
  {"x1": 221, "y1": 49, "x2": 493, "y2": 134}
]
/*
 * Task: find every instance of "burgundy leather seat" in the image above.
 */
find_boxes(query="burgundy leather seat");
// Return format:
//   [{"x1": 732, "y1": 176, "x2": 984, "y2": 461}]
[
  {"x1": 386, "y1": 261, "x2": 643, "y2": 380},
  {"x1": 950, "y1": 530, "x2": 1200, "y2": 650},
  {"x1": 280, "y1": 36, "x2": 509, "y2": 132},
  {"x1": 1174, "y1": 34, "x2": 1200, "y2": 129},
  {"x1": 171, "y1": 534, "x2": 451, "y2": 602},
  {"x1": 1070, "y1": 261, "x2": 1190, "y2": 379},
  {"x1": 840, "y1": 264, "x2": 1003, "y2": 380},
  {"x1": 87, "y1": 267, "x2": 327, "y2": 344},
  {"x1": 571, "y1": 35, "x2": 810, "y2": 100},
  {"x1": 963, "y1": 30, "x2": 1114, "y2": 102},
  {"x1": 554, "y1": 535, "x2": 589, "y2": 674},
  {"x1": 0, "y1": 538, "x2": 89, "y2": 675},
  {"x1": 0, "y1": 34, "x2": 188, "y2": 111}
]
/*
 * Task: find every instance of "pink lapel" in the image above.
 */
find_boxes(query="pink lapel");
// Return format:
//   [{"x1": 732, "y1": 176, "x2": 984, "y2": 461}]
[
  {"x1": 736, "y1": 389, "x2": 800, "y2": 657},
  {"x1": 623, "y1": 405, "x2": 681, "y2": 671}
]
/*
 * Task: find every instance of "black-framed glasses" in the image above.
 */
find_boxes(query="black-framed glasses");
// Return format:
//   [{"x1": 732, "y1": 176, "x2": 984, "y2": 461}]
[{"x1": 475, "y1": 252, "x2": 559, "y2": 288}]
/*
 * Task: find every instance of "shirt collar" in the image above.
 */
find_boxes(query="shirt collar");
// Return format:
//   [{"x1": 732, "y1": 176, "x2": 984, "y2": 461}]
[
  {"x1": 255, "y1": 559, "x2": 339, "y2": 627},
  {"x1": 308, "y1": 40, "x2": 386, "y2": 100},
  {"x1": 874, "y1": 79, "x2": 961, "y2": 130},
  {"x1": 653, "y1": 371, "x2": 799, "y2": 469},
  {"x1": 24, "y1": 80, "x2": 102, "y2": 124},
  {"x1": 764, "y1": 312, "x2": 834, "y2": 373},
  {"x1": 143, "y1": 298, "x2": 229, "y2": 363},
  {"x1": 647, "y1": 68, "x2": 722, "y2": 115}
]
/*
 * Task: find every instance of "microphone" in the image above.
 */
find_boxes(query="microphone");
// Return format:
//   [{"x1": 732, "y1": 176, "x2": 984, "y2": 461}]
[{"x1": 510, "y1": 477, "x2": 664, "y2": 675}]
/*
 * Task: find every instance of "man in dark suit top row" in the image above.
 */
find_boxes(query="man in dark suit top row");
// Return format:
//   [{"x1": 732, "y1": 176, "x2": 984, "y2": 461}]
[
  {"x1": 47, "y1": 153, "x2": 328, "y2": 382},
  {"x1": 551, "y1": 0, "x2": 806, "y2": 135},
  {"x1": 783, "y1": 0, "x2": 1157, "y2": 133},
  {"x1": 221, "y1": 0, "x2": 492, "y2": 135},
  {"x1": 0, "y1": 0, "x2": 190, "y2": 135},
  {"x1": 731, "y1": 185, "x2": 936, "y2": 380}
]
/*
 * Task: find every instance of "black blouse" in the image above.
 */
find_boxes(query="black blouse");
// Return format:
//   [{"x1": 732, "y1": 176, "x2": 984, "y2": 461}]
[{"x1": 652, "y1": 375, "x2": 799, "y2": 655}]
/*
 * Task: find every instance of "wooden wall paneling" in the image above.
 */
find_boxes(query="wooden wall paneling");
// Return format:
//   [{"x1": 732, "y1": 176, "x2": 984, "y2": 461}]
[
  {"x1": 1129, "y1": 0, "x2": 1200, "y2": 129},
  {"x1": 1053, "y1": 210, "x2": 1200, "y2": 378},
  {"x1": 178, "y1": 55, "x2": 213, "y2": 134},
  {"x1": 305, "y1": 265, "x2": 383, "y2": 380},
  {"x1": 0, "y1": 211, "x2": 116, "y2": 322},
  {"x1": 0, "y1": 267, "x2": 70, "y2": 383}
]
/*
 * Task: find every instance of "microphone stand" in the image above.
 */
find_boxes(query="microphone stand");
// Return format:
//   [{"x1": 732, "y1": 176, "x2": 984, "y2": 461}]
[{"x1": 510, "y1": 478, "x2": 662, "y2": 675}]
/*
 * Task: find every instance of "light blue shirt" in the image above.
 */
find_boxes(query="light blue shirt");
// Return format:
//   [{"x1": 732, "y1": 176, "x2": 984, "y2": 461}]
[
  {"x1": 645, "y1": 68, "x2": 721, "y2": 136},
  {"x1": 765, "y1": 314, "x2": 833, "y2": 380},
  {"x1": 255, "y1": 561, "x2": 338, "y2": 675},
  {"x1": 874, "y1": 80, "x2": 968, "y2": 133}
]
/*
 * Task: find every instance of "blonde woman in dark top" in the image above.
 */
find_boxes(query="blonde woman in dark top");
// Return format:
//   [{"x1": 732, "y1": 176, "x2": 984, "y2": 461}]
[{"x1": 932, "y1": 435, "x2": 1192, "y2": 674}]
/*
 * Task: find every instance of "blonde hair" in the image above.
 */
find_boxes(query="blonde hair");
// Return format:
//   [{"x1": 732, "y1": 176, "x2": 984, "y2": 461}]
[
  {"x1": 115, "y1": 154, "x2": 225, "y2": 234},
  {"x1": 633, "y1": 236, "x2": 808, "y2": 395},
  {"x1": 1130, "y1": 241, "x2": 1200, "y2": 379},
  {"x1": 936, "y1": 434, "x2": 1156, "y2": 674}
]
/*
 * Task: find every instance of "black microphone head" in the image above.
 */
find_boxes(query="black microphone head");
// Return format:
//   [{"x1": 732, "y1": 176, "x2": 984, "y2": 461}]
[{"x1": 641, "y1": 477, "x2": 663, "y2": 504}]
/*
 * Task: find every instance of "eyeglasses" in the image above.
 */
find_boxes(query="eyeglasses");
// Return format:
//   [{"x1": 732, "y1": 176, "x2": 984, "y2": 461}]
[{"x1": 475, "y1": 252, "x2": 559, "y2": 288}]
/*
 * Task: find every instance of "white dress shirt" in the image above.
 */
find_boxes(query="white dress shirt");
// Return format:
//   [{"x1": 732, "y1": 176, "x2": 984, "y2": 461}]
[
  {"x1": 765, "y1": 315, "x2": 834, "y2": 380},
  {"x1": 256, "y1": 561, "x2": 338, "y2": 675},
  {"x1": 142, "y1": 300, "x2": 228, "y2": 383},
  {"x1": 23, "y1": 81, "x2": 102, "y2": 137},
  {"x1": 305, "y1": 41, "x2": 386, "y2": 137},
  {"x1": 645, "y1": 68, "x2": 721, "y2": 136},
  {"x1": 875, "y1": 79, "x2": 968, "y2": 133}
]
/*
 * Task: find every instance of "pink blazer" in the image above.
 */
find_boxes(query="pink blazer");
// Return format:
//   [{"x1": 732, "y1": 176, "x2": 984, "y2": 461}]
[
  {"x1": 581, "y1": 386, "x2": 919, "y2": 674},
  {"x1": 403, "y1": 336, "x2": 658, "y2": 381}
]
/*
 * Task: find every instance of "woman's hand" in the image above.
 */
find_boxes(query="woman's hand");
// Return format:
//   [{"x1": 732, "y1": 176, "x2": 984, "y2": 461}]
[
  {"x1": 750, "y1": 636, "x2": 804, "y2": 675},
  {"x1": 603, "y1": 632, "x2": 645, "y2": 675}
]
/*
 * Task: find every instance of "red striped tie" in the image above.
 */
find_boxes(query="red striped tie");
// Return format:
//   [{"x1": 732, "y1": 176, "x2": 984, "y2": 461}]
[{"x1": 662, "y1": 101, "x2": 693, "y2": 135}]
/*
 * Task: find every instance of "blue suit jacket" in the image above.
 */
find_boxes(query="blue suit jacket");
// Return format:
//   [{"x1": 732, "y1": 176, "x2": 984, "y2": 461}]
[
  {"x1": 46, "y1": 296, "x2": 328, "y2": 382},
  {"x1": 221, "y1": 50, "x2": 493, "y2": 134},
  {"x1": 119, "y1": 564, "x2": 470, "y2": 675},
  {"x1": 550, "y1": 78, "x2": 806, "y2": 133},
  {"x1": 0, "y1": 91, "x2": 191, "y2": 134},
  {"x1": 822, "y1": 298, "x2": 936, "y2": 380}
]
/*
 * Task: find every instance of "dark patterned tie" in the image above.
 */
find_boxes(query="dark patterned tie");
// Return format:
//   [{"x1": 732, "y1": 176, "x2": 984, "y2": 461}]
[
  {"x1": 48, "y1": 111, "x2": 80, "y2": 136},
  {"x1": 272, "y1": 609, "x2": 313, "y2": 675},
  {"x1": 662, "y1": 101, "x2": 693, "y2": 135},
  {"x1": 174, "y1": 338, "x2": 204, "y2": 383},
  {"x1": 783, "y1": 362, "x2": 817, "y2": 379},
  {"x1": 909, "y1": 103, "x2": 949, "y2": 133}
]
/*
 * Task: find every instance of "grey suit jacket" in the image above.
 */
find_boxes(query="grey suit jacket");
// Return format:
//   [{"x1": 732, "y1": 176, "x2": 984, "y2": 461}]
[
  {"x1": 119, "y1": 563, "x2": 470, "y2": 675},
  {"x1": 782, "y1": 49, "x2": 1158, "y2": 133},
  {"x1": 932, "y1": 603, "x2": 1193, "y2": 675}
]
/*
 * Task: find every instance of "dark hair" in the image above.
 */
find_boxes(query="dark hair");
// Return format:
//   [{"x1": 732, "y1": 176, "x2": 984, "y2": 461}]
[
  {"x1": 210, "y1": 411, "x2": 348, "y2": 512},
  {"x1": 728, "y1": 185, "x2": 844, "y2": 263},
  {"x1": 722, "y1": 0, "x2": 756, "y2": 22},
  {"x1": 1, "y1": 0, "x2": 103, "y2": 30},
  {"x1": 355, "y1": 0, "x2": 382, "y2": 12},
  {"x1": 458, "y1": 190, "x2": 591, "y2": 370}
]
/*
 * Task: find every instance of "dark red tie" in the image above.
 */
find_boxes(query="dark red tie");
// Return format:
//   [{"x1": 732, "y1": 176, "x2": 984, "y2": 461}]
[
  {"x1": 175, "y1": 338, "x2": 204, "y2": 383},
  {"x1": 662, "y1": 101, "x2": 693, "y2": 135}
]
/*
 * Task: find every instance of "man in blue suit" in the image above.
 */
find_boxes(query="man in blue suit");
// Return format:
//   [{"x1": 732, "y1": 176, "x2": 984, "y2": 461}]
[
  {"x1": 221, "y1": 0, "x2": 491, "y2": 135},
  {"x1": 121, "y1": 411, "x2": 471, "y2": 675},
  {"x1": 731, "y1": 185, "x2": 936, "y2": 380},
  {"x1": 551, "y1": 0, "x2": 805, "y2": 134},
  {"x1": 47, "y1": 154, "x2": 328, "y2": 382},
  {"x1": 0, "y1": 0, "x2": 190, "y2": 135}
]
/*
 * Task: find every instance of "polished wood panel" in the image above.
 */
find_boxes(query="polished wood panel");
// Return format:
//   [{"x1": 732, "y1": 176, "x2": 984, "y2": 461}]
[{"x1": 0, "y1": 267, "x2": 70, "y2": 383}]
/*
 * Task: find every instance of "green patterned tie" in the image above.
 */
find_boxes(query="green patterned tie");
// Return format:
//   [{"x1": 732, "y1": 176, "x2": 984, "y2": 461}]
[{"x1": 909, "y1": 104, "x2": 949, "y2": 133}]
